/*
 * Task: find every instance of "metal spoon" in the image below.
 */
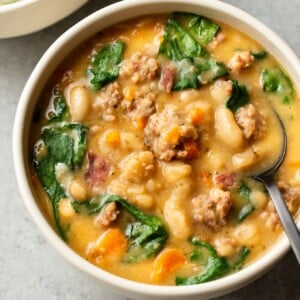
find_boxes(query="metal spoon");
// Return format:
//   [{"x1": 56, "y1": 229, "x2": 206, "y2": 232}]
[{"x1": 250, "y1": 112, "x2": 300, "y2": 264}]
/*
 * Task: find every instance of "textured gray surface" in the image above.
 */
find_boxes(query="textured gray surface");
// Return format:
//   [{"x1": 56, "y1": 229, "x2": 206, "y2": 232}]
[{"x1": 1, "y1": 0, "x2": 299, "y2": 299}]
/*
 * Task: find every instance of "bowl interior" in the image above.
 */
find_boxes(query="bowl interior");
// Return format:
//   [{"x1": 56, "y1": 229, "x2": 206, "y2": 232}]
[{"x1": 13, "y1": 0, "x2": 300, "y2": 298}]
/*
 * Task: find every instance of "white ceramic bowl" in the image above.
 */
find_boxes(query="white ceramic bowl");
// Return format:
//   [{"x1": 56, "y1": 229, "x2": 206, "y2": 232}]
[
  {"x1": 0, "y1": 0, "x2": 88, "y2": 38},
  {"x1": 13, "y1": 0, "x2": 300, "y2": 299}
]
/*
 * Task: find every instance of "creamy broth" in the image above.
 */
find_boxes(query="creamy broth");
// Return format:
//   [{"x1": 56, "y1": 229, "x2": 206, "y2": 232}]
[{"x1": 30, "y1": 14, "x2": 300, "y2": 285}]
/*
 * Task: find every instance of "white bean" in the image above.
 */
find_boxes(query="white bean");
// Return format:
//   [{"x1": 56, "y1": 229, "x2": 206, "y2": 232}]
[
  {"x1": 69, "y1": 179, "x2": 88, "y2": 201},
  {"x1": 215, "y1": 105, "x2": 244, "y2": 149},
  {"x1": 58, "y1": 198, "x2": 75, "y2": 219},
  {"x1": 134, "y1": 194, "x2": 154, "y2": 209},
  {"x1": 250, "y1": 190, "x2": 268, "y2": 209},
  {"x1": 233, "y1": 222, "x2": 260, "y2": 247},
  {"x1": 210, "y1": 80, "x2": 233, "y2": 104},
  {"x1": 121, "y1": 151, "x2": 154, "y2": 183},
  {"x1": 69, "y1": 86, "x2": 91, "y2": 122},
  {"x1": 179, "y1": 89, "x2": 200, "y2": 103},
  {"x1": 121, "y1": 132, "x2": 144, "y2": 152},
  {"x1": 162, "y1": 161, "x2": 192, "y2": 183},
  {"x1": 174, "y1": 178, "x2": 193, "y2": 199},
  {"x1": 163, "y1": 196, "x2": 191, "y2": 240},
  {"x1": 232, "y1": 147, "x2": 257, "y2": 170}
]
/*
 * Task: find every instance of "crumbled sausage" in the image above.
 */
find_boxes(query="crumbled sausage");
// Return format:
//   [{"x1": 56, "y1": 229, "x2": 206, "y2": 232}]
[
  {"x1": 278, "y1": 181, "x2": 300, "y2": 214},
  {"x1": 235, "y1": 104, "x2": 265, "y2": 139},
  {"x1": 94, "y1": 202, "x2": 119, "y2": 228},
  {"x1": 158, "y1": 63, "x2": 176, "y2": 93},
  {"x1": 94, "y1": 82, "x2": 123, "y2": 122},
  {"x1": 265, "y1": 212, "x2": 280, "y2": 230},
  {"x1": 86, "y1": 152, "x2": 110, "y2": 187},
  {"x1": 260, "y1": 201, "x2": 280, "y2": 230},
  {"x1": 120, "y1": 52, "x2": 159, "y2": 83},
  {"x1": 214, "y1": 235, "x2": 237, "y2": 257},
  {"x1": 227, "y1": 51, "x2": 254, "y2": 74},
  {"x1": 122, "y1": 89, "x2": 156, "y2": 120},
  {"x1": 192, "y1": 187, "x2": 232, "y2": 232},
  {"x1": 212, "y1": 172, "x2": 237, "y2": 190},
  {"x1": 260, "y1": 181, "x2": 299, "y2": 231},
  {"x1": 144, "y1": 105, "x2": 200, "y2": 161}
]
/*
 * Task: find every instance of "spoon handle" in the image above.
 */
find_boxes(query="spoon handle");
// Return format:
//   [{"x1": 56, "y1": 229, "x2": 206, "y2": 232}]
[{"x1": 262, "y1": 178, "x2": 300, "y2": 264}]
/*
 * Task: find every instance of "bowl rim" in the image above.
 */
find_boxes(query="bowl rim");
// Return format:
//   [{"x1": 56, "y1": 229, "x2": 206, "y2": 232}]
[
  {"x1": 13, "y1": 0, "x2": 300, "y2": 297},
  {"x1": 0, "y1": 0, "x2": 88, "y2": 38},
  {"x1": 0, "y1": 0, "x2": 38, "y2": 13}
]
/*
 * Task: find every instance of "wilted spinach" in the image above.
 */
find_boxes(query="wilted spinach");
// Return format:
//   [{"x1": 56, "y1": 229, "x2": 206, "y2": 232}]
[
  {"x1": 33, "y1": 99, "x2": 88, "y2": 240},
  {"x1": 159, "y1": 13, "x2": 227, "y2": 90},
  {"x1": 260, "y1": 67, "x2": 294, "y2": 105},
  {"x1": 87, "y1": 41, "x2": 125, "y2": 90},
  {"x1": 176, "y1": 237, "x2": 250, "y2": 285},
  {"x1": 225, "y1": 80, "x2": 250, "y2": 112},
  {"x1": 173, "y1": 12, "x2": 220, "y2": 46},
  {"x1": 72, "y1": 194, "x2": 169, "y2": 263},
  {"x1": 251, "y1": 50, "x2": 267, "y2": 60},
  {"x1": 237, "y1": 180, "x2": 255, "y2": 222}
]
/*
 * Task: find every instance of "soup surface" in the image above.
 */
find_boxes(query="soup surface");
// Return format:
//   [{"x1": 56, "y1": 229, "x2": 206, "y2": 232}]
[{"x1": 30, "y1": 13, "x2": 300, "y2": 285}]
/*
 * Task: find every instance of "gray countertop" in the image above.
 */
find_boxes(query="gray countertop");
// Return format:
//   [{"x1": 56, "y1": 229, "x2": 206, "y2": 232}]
[{"x1": 1, "y1": 0, "x2": 299, "y2": 299}]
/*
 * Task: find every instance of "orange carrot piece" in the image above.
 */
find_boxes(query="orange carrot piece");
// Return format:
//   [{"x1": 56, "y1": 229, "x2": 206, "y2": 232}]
[
  {"x1": 164, "y1": 125, "x2": 181, "y2": 145},
  {"x1": 106, "y1": 130, "x2": 120, "y2": 146},
  {"x1": 136, "y1": 116, "x2": 148, "y2": 129},
  {"x1": 151, "y1": 248, "x2": 186, "y2": 282},
  {"x1": 189, "y1": 107, "x2": 204, "y2": 125},
  {"x1": 88, "y1": 228, "x2": 127, "y2": 259},
  {"x1": 123, "y1": 86, "x2": 136, "y2": 101}
]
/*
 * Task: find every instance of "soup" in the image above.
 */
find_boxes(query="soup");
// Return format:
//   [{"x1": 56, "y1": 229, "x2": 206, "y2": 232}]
[{"x1": 30, "y1": 13, "x2": 300, "y2": 285}]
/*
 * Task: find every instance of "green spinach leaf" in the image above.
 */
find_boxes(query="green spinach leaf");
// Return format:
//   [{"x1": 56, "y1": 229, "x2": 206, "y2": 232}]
[
  {"x1": 159, "y1": 19, "x2": 203, "y2": 61},
  {"x1": 159, "y1": 15, "x2": 227, "y2": 90},
  {"x1": 87, "y1": 41, "x2": 125, "y2": 90},
  {"x1": 72, "y1": 194, "x2": 169, "y2": 263},
  {"x1": 34, "y1": 123, "x2": 88, "y2": 239},
  {"x1": 176, "y1": 237, "x2": 250, "y2": 285},
  {"x1": 225, "y1": 80, "x2": 250, "y2": 112},
  {"x1": 260, "y1": 67, "x2": 294, "y2": 105},
  {"x1": 47, "y1": 95, "x2": 69, "y2": 122},
  {"x1": 232, "y1": 246, "x2": 250, "y2": 270},
  {"x1": 251, "y1": 51, "x2": 267, "y2": 60},
  {"x1": 173, "y1": 12, "x2": 220, "y2": 46},
  {"x1": 173, "y1": 58, "x2": 199, "y2": 90},
  {"x1": 194, "y1": 57, "x2": 228, "y2": 83},
  {"x1": 237, "y1": 181, "x2": 255, "y2": 222}
]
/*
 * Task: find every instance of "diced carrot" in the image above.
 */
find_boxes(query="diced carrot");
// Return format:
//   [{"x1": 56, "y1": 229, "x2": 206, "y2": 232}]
[
  {"x1": 199, "y1": 170, "x2": 212, "y2": 188},
  {"x1": 183, "y1": 139, "x2": 199, "y2": 159},
  {"x1": 164, "y1": 125, "x2": 180, "y2": 145},
  {"x1": 106, "y1": 130, "x2": 120, "y2": 146},
  {"x1": 123, "y1": 86, "x2": 135, "y2": 101},
  {"x1": 151, "y1": 248, "x2": 186, "y2": 282},
  {"x1": 88, "y1": 228, "x2": 127, "y2": 260},
  {"x1": 189, "y1": 107, "x2": 204, "y2": 125},
  {"x1": 136, "y1": 116, "x2": 148, "y2": 129}
]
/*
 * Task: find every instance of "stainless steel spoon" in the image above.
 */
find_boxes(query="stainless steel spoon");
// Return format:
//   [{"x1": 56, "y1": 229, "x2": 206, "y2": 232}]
[{"x1": 250, "y1": 113, "x2": 300, "y2": 264}]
